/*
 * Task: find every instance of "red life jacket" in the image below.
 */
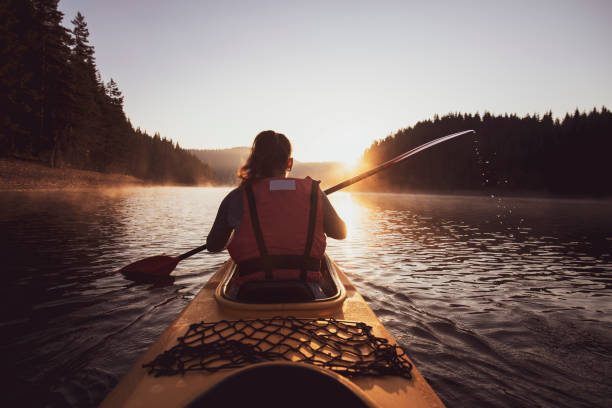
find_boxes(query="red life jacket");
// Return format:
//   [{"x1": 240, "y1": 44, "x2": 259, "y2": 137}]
[{"x1": 227, "y1": 177, "x2": 326, "y2": 286}]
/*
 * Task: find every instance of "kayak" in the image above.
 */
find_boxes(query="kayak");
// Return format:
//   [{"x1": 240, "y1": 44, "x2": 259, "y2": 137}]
[{"x1": 101, "y1": 255, "x2": 445, "y2": 407}]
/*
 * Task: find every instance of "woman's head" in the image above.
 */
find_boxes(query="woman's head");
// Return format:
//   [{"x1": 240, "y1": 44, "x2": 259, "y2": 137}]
[{"x1": 238, "y1": 130, "x2": 293, "y2": 183}]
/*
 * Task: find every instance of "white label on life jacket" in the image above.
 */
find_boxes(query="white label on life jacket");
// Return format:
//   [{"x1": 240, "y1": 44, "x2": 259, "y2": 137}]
[{"x1": 269, "y1": 179, "x2": 296, "y2": 191}]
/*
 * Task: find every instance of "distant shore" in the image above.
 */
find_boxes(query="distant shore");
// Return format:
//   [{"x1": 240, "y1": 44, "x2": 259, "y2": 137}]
[{"x1": 0, "y1": 158, "x2": 144, "y2": 191}]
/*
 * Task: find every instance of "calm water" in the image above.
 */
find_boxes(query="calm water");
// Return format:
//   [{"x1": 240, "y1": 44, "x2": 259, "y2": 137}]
[{"x1": 1, "y1": 188, "x2": 611, "y2": 407}]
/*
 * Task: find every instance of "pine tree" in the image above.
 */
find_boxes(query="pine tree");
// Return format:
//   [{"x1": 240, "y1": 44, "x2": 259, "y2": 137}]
[
  {"x1": 105, "y1": 78, "x2": 124, "y2": 109},
  {"x1": 68, "y1": 11, "x2": 102, "y2": 168},
  {"x1": 0, "y1": 0, "x2": 39, "y2": 156},
  {"x1": 30, "y1": 0, "x2": 74, "y2": 167},
  {"x1": 100, "y1": 78, "x2": 131, "y2": 172}
]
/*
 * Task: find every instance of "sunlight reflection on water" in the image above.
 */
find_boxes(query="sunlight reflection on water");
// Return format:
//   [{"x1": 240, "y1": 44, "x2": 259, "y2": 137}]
[{"x1": 1, "y1": 187, "x2": 611, "y2": 407}]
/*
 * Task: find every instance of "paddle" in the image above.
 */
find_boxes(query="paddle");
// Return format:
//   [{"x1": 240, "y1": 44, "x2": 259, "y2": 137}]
[
  {"x1": 119, "y1": 244, "x2": 207, "y2": 277},
  {"x1": 119, "y1": 129, "x2": 475, "y2": 277}
]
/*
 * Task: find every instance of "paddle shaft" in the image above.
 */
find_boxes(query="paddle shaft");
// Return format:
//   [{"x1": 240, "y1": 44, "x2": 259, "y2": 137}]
[
  {"x1": 323, "y1": 129, "x2": 475, "y2": 194},
  {"x1": 178, "y1": 129, "x2": 475, "y2": 262},
  {"x1": 178, "y1": 244, "x2": 208, "y2": 260}
]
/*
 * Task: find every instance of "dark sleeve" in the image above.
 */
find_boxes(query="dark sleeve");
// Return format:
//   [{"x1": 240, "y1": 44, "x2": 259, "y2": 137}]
[
  {"x1": 206, "y1": 187, "x2": 243, "y2": 252},
  {"x1": 322, "y1": 191, "x2": 347, "y2": 240}
]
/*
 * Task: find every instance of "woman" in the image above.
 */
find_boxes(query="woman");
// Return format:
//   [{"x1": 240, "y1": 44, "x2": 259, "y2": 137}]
[{"x1": 207, "y1": 130, "x2": 346, "y2": 299}]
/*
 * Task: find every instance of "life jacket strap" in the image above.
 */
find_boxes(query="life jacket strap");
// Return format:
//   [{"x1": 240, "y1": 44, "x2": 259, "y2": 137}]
[
  {"x1": 244, "y1": 182, "x2": 271, "y2": 279},
  {"x1": 302, "y1": 179, "x2": 320, "y2": 280},
  {"x1": 237, "y1": 255, "x2": 322, "y2": 277}
]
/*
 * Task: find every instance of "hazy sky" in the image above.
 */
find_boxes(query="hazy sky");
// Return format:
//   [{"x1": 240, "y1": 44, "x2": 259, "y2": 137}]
[{"x1": 58, "y1": 0, "x2": 612, "y2": 163}]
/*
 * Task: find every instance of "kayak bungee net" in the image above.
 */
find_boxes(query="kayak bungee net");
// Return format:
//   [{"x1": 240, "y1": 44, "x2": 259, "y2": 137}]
[{"x1": 102, "y1": 256, "x2": 445, "y2": 407}]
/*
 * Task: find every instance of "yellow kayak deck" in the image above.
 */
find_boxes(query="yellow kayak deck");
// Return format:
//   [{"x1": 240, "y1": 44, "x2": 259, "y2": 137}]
[{"x1": 101, "y1": 258, "x2": 445, "y2": 407}]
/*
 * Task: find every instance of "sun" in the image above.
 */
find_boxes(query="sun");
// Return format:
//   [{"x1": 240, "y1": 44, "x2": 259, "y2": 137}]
[{"x1": 335, "y1": 150, "x2": 363, "y2": 170}]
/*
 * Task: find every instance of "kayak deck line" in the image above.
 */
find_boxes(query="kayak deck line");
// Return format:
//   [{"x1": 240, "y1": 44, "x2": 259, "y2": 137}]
[{"x1": 100, "y1": 257, "x2": 446, "y2": 408}]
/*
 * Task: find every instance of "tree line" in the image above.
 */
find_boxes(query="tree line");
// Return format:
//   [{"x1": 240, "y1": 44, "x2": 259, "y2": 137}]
[
  {"x1": 0, "y1": 0, "x2": 214, "y2": 184},
  {"x1": 360, "y1": 108, "x2": 612, "y2": 196}
]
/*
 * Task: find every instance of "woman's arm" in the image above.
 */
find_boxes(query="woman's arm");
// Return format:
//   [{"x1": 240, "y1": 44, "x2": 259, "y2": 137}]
[
  {"x1": 322, "y1": 192, "x2": 347, "y2": 239},
  {"x1": 206, "y1": 188, "x2": 243, "y2": 252}
]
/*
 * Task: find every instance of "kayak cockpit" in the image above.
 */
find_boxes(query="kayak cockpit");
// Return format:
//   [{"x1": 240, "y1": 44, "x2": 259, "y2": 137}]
[
  {"x1": 185, "y1": 362, "x2": 376, "y2": 407},
  {"x1": 215, "y1": 254, "x2": 346, "y2": 310}
]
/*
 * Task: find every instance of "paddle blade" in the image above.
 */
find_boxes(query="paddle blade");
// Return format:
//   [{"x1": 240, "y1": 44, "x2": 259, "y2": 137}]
[{"x1": 119, "y1": 255, "x2": 180, "y2": 277}]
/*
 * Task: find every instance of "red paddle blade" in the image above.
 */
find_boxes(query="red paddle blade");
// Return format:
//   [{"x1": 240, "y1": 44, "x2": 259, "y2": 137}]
[{"x1": 119, "y1": 255, "x2": 180, "y2": 277}]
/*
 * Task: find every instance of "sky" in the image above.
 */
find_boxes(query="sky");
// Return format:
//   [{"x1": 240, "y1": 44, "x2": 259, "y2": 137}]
[{"x1": 57, "y1": 0, "x2": 612, "y2": 164}]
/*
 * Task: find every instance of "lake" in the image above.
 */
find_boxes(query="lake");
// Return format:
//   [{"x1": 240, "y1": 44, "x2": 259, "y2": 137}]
[{"x1": 1, "y1": 187, "x2": 611, "y2": 407}]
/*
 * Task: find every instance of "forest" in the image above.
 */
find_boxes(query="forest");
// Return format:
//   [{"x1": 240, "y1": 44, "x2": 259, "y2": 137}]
[
  {"x1": 2, "y1": 2, "x2": 610, "y2": 193},
  {"x1": 359, "y1": 109, "x2": 612, "y2": 196},
  {"x1": 0, "y1": 0, "x2": 214, "y2": 185}
]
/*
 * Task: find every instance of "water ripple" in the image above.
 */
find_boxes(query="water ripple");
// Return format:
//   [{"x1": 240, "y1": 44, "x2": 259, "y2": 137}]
[{"x1": 0, "y1": 189, "x2": 611, "y2": 407}]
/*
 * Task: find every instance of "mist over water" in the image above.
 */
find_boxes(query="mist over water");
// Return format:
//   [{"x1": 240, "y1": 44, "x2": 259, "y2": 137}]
[{"x1": 1, "y1": 188, "x2": 611, "y2": 407}]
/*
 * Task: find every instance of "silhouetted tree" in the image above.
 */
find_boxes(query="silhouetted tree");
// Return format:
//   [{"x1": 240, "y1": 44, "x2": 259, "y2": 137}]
[
  {"x1": 0, "y1": 0, "x2": 39, "y2": 154},
  {"x1": 105, "y1": 78, "x2": 124, "y2": 108},
  {"x1": 66, "y1": 11, "x2": 100, "y2": 168},
  {"x1": 31, "y1": 0, "x2": 74, "y2": 167}
]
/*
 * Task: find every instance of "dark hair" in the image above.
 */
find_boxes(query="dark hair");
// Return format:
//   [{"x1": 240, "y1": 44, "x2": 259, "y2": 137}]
[{"x1": 238, "y1": 130, "x2": 292, "y2": 184}]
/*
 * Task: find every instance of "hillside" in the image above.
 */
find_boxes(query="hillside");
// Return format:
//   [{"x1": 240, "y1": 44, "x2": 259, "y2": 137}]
[
  {"x1": 190, "y1": 147, "x2": 352, "y2": 188},
  {"x1": 190, "y1": 147, "x2": 250, "y2": 184}
]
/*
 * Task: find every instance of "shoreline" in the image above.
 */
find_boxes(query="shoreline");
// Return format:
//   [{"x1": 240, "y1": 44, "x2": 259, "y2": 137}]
[
  {"x1": 2, "y1": 158, "x2": 609, "y2": 200},
  {"x1": 0, "y1": 158, "x2": 144, "y2": 191}
]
